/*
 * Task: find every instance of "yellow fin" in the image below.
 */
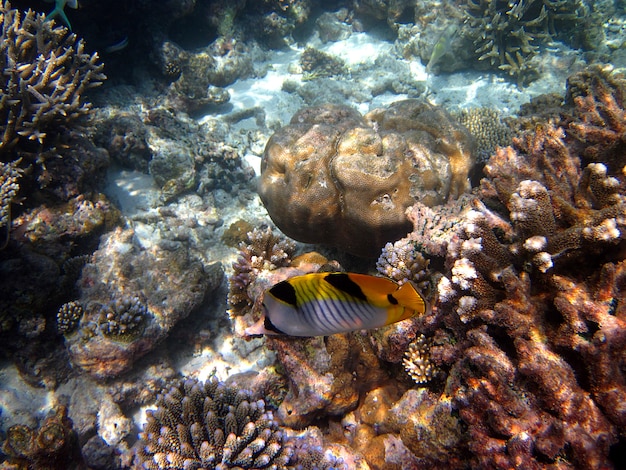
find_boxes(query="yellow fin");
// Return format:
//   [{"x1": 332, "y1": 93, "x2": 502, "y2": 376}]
[{"x1": 393, "y1": 282, "x2": 427, "y2": 315}]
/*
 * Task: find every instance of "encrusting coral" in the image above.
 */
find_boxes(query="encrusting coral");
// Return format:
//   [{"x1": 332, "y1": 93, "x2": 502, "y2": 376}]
[
  {"x1": 133, "y1": 376, "x2": 294, "y2": 469},
  {"x1": 258, "y1": 99, "x2": 475, "y2": 256}
]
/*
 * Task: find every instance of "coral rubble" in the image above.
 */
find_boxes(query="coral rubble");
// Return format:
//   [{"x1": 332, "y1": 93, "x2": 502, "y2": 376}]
[{"x1": 258, "y1": 99, "x2": 475, "y2": 257}]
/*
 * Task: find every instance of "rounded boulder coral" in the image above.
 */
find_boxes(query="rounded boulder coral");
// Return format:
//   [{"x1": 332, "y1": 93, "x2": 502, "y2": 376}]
[{"x1": 258, "y1": 100, "x2": 475, "y2": 257}]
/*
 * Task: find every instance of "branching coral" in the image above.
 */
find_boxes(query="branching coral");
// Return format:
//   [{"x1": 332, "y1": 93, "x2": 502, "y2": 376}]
[
  {"x1": 228, "y1": 227, "x2": 296, "y2": 314},
  {"x1": 464, "y1": 0, "x2": 587, "y2": 82},
  {"x1": 0, "y1": 0, "x2": 105, "y2": 159},
  {"x1": 56, "y1": 300, "x2": 84, "y2": 334},
  {"x1": 0, "y1": 159, "x2": 20, "y2": 244},
  {"x1": 97, "y1": 295, "x2": 149, "y2": 340},
  {"x1": 402, "y1": 334, "x2": 436, "y2": 384},
  {"x1": 375, "y1": 66, "x2": 626, "y2": 468},
  {"x1": 133, "y1": 377, "x2": 294, "y2": 469}
]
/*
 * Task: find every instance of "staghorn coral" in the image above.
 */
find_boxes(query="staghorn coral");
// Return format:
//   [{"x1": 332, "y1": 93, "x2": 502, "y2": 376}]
[
  {"x1": 0, "y1": 0, "x2": 105, "y2": 159},
  {"x1": 258, "y1": 99, "x2": 475, "y2": 257},
  {"x1": 1, "y1": 405, "x2": 78, "y2": 469},
  {"x1": 133, "y1": 376, "x2": 294, "y2": 469},
  {"x1": 464, "y1": 0, "x2": 587, "y2": 83}
]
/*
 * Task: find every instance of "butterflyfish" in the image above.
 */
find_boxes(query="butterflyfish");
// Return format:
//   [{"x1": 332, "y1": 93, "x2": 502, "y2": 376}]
[{"x1": 245, "y1": 272, "x2": 429, "y2": 337}]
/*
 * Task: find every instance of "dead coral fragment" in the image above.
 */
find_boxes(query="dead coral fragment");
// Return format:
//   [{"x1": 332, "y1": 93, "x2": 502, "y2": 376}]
[
  {"x1": 133, "y1": 377, "x2": 294, "y2": 469},
  {"x1": 0, "y1": 0, "x2": 105, "y2": 157}
]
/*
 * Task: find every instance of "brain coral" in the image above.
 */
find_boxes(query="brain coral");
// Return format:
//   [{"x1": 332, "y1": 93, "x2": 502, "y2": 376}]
[{"x1": 258, "y1": 100, "x2": 475, "y2": 256}]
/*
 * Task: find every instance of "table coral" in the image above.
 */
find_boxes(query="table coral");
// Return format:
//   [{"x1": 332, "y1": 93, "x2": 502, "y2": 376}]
[{"x1": 258, "y1": 99, "x2": 475, "y2": 256}]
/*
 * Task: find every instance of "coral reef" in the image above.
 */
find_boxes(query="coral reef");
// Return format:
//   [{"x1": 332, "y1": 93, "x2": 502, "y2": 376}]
[
  {"x1": 1, "y1": 405, "x2": 79, "y2": 469},
  {"x1": 0, "y1": 1, "x2": 105, "y2": 159},
  {"x1": 64, "y1": 227, "x2": 223, "y2": 379},
  {"x1": 258, "y1": 99, "x2": 475, "y2": 257},
  {"x1": 375, "y1": 65, "x2": 626, "y2": 468},
  {"x1": 133, "y1": 376, "x2": 294, "y2": 469}
]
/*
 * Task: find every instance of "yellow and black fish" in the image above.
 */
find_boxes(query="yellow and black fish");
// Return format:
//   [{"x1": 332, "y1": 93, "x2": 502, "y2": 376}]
[{"x1": 245, "y1": 272, "x2": 429, "y2": 337}]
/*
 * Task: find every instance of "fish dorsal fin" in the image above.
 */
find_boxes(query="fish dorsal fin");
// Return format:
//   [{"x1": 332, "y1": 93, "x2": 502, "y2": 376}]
[{"x1": 391, "y1": 282, "x2": 427, "y2": 315}]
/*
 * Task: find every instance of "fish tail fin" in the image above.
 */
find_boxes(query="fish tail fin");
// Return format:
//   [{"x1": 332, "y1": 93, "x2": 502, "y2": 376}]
[
  {"x1": 394, "y1": 282, "x2": 428, "y2": 316},
  {"x1": 46, "y1": 8, "x2": 72, "y2": 30}
]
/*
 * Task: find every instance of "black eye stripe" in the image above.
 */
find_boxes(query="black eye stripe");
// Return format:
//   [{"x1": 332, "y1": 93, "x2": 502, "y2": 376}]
[{"x1": 269, "y1": 280, "x2": 298, "y2": 307}]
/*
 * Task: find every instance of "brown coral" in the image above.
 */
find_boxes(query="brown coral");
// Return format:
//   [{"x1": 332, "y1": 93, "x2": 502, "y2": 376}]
[
  {"x1": 374, "y1": 65, "x2": 626, "y2": 468},
  {"x1": 0, "y1": 1, "x2": 105, "y2": 158},
  {"x1": 258, "y1": 100, "x2": 475, "y2": 257},
  {"x1": 1, "y1": 406, "x2": 78, "y2": 469}
]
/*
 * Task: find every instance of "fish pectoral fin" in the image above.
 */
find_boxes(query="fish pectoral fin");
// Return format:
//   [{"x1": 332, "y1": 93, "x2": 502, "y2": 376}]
[{"x1": 393, "y1": 282, "x2": 427, "y2": 315}]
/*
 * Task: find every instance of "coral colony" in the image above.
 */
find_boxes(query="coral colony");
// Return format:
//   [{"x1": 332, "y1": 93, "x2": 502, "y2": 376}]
[{"x1": 0, "y1": 0, "x2": 625, "y2": 469}]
